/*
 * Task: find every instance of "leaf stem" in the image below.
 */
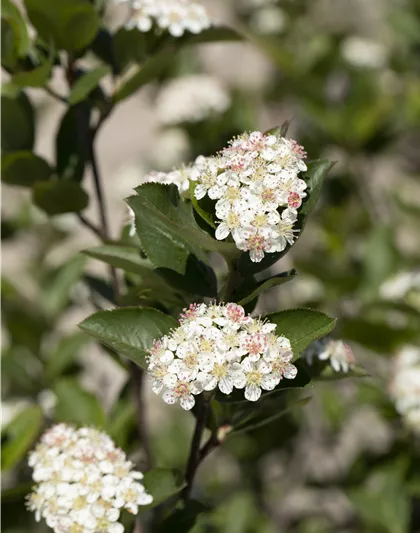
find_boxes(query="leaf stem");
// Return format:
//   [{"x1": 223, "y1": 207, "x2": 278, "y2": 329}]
[{"x1": 182, "y1": 395, "x2": 211, "y2": 501}]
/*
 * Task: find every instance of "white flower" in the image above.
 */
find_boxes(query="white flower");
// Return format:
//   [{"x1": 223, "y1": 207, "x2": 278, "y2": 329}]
[
  {"x1": 304, "y1": 338, "x2": 355, "y2": 373},
  {"x1": 341, "y1": 36, "x2": 387, "y2": 69},
  {"x1": 380, "y1": 271, "x2": 420, "y2": 304},
  {"x1": 156, "y1": 75, "x2": 231, "y2": 125},
  {"x1": 121, "y1": 0, "x2": 212, "y2": 37},
  {"x1": 147, "y1": 303, "x2": 297, "y2": 406},
  {"x1": 27, "y1": 425, "x2": 152, "y2": 533},
  {"x1": 389, "y1": 346, "x2": 420, "y2": 435}
]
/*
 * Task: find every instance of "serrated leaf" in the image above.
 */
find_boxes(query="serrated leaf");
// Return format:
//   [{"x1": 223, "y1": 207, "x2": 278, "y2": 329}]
[
  {"x1": 141, "y1": 468, "x2": 186, "y2": 511},
  {"x1": 68, "y1": 65, "x2": 110, "y2": 105},
  {"x1": 83, "y1": 245, "x2": 155, "y2": 276},
  {"x1": 24, "y1": 0, "x2": 99, "y2": 51},
  {"x1": 265, "y1": 308, "x2": 336, "y2": 357},
  {"x1": 54, "y1": 378, "x2": 107, "y2": 427},
  {"x1": 78, "y1": 307, "x2": 178, "y2": 369},
  {"x1": 1, "y1": 151, "x2": 52, "y2": 187},
  {"x1": 235, "y1": 269, "x2": 297, "y2": 306},
  {"x1": 1, "y1": 406, "x2": 43, "y2": 471},
  {"x1": 33, "y1": 180, "x2": 89, "y2": 215}
]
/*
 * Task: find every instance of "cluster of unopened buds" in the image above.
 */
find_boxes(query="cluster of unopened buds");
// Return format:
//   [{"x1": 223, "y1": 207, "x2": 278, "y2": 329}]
[
  {"x1": 304, "y1": 338, "x2": 355, "y2": 373},
  {"x1": 117, "y1": 0, "x2": 211, "y2": 37},
  {"x1": 27, "y1": 424, "x2": 152, "y2": 533},
  {"x1": 389, "y1": 346, "x2": 420, "y2": 434},
  {"x1": 147, "y1": 302, "x2": 298, "y2": 409},
  {"x1": 142, "y1": 131, "x2": 308, "y2": 262}
]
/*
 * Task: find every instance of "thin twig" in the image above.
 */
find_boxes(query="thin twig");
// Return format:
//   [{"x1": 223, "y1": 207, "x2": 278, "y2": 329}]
[
  {"x1": 77, "y1": 213, "x2": 104, "y2": 240},
  {"x1": 44, "y1": 85, "x2": 67, "y2": 103},
  {"x1": 129, "y1": 362, "x2": 153, "y2": 470},
  {"x1": 182, "y1": 395, "x2": 210, "y2": 501}
]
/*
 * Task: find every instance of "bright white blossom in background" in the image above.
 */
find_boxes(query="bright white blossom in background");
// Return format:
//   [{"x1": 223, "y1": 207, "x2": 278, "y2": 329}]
[
  {"x1": 27, "y1": 424, "x2": 152, "y2": 533},
  {"x1": 380, "y1": 271, "x2": 420, "y2": 311},
  {"x1": 193, "y1": 131, "x2": 308, "y2": 262},
  {"x1": 389, "y1": 346, "x2": 420, "y2": 435},
  {"x1": 119, "y1": 0, "x2": 211, "y2": 37},
  {"x1": 147, "y1": 302, "x2": 297, "y2": 408},
  {"x1": 156, "y1": 75, "x2": 231, "y2": 125},
  {"x1": 304, "y1": 338, "x2": 355, "y2": 373},
  {"x1": 143, "y1": 160, "x2": 201, "y2": 195},
  {"x1": 341, "y1": 36, "x2": 387, "y2": 69}
]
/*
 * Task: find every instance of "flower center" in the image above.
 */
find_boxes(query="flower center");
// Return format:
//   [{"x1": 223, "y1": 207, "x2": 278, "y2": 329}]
[
  {"x1": 174, "y1": 381, "x2": 190, "y2": 398},
  {"x1": 213, "y1": 363, "x2": 228, "y2": 378},
  {"x1": 246, "y1": 370, "x2": 262, "y2": 385}
]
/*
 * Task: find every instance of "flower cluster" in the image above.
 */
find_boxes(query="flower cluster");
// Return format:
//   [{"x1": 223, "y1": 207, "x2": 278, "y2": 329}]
[
  {"x1": 147, "y1": 302, "x2": 297, "y2": 409},
  {"x1": 156, "y1": 75, "x2": 231, "y2": 125},
  {"x1": 143, "y1": 161, "x2": 201, "y2": 195},
  {"x1": 304, "y1": 338, "x2": 355, "y2": 373},
  {"x1": 193, "y1": 131, "x2": 308, "y2": 262},
  {"x1": 389, "y1": 346, "x2": 420, "y2": 434},
  {"x1": 27, "y1": 424, "x2": 152, "y2": 533},
  {"x1": 122, "y1": 0, "x2": 211, "y2": 37}
]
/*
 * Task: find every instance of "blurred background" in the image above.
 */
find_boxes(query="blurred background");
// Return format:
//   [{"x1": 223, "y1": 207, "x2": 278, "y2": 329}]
[{"x1": 2, "y1": 0, "x2": 420, "y2": 531}]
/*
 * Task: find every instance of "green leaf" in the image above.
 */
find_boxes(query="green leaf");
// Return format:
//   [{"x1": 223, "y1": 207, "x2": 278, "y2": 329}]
[
  {"x1": 189, "y1": 181, "x2": 216, "y2": 229},
  {"x1": 24, "y1": 0, "x2": 100, "y2": 51},
  {"x1": 265, "y1": 308, "x2": 336, "y2": 358},
  {"x1": 141, "y1": 468, "x2": 187, "y2": 511},
  {"x1": 114, "y1": 47, "x2": 173, "y2": 102},
  {"x1": 1, "y1": 0, "x2": 30, "y2": 59},
  {"x1": 11, "y1": 58, "x2": 52, "y2": 87},
  {"x1": 1, "y1": 151, "x2": 52, "y2": 187},
  {"x1": 233, "y1": 396, "x2": 312, "y2": 435},
  {"x1": 42, "y1": 255, "x2": 87, "y2": 316},
  {"x1": 54, "y1": 378, "x2": 107, "y2": 427},
  {"x1": 33, "y1": 180, "x2": 89, "y2": 215},
  {"x1": 56, "y1": 103, "x2": 91, "y2": 181},
  {"x1": 238, "y1": 159, "x2": 333, "y2": 275},
  {"x1": 156, "y1": 500, "x2": 209, "y2": 533},
  {"x1": 182, "y1": 26, "x2": 242, "y2": 45},
  {"x1": 235, "y1": 269, "x2": 298, "y2": 306},
  {"x1": 127, "y1": 183, "x2": 237, "y2": 273},
  {"x1": 68, "y1": 65, "x2": 111, "y2": 105},
  {"x1": 113, "y1": 27, "x2": 148, "y2": 72},
  {"x1": 1, "y1": 406, "x2": 43, "y2": 471},
  {"x1": 91, "y1": 28, "x2": 119, "y2": 75},
  {"x1": 83, "y1": 245, "x2": 155, "y2": 276},
  {"x1": 79, "y1": 307, "x2": 178, "y2": 369},
  {"x1": 1, "y1": 84, "x2": 34, "y2": 153},
  {"x1": 45, "y1": 332, "x2": 89, "y2": 380}
]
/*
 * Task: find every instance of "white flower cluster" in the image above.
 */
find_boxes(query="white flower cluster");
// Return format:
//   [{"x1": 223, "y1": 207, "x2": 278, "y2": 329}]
[
  {"x1": 143, "y1": 163, "x2": 201, "y2": 195},
  {"x1": 193, "y1": 131, "x2": 308, "y2": 262},
  {"x1": 389, "y1": 346, "x2": 420, "y2": 434},
  {"x1": 147, "y1": 302, "x2": 297, "y2": 409},
  {"x1": 122, "y1": 0, "x2": 211, "y2": 37},
  {"x1": 156, "y1": 75, "x2": 231, "y2": 125},
  {"x1": 304, "y1": 338, "x2": 355, "y2": 373},
  {"x1": 27, "y1": 424, "x2": 152, "y2": 533}
]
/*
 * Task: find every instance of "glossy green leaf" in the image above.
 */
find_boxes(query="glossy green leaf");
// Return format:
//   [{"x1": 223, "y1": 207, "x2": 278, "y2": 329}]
[
  {"x1": 1, "y1": 84, "x2": 34, "y2": 153},
  {"x1": 1, "y1": 151, "x2": 52, "y2": 187},
  {"x1": 56, "y1": 103, "x2": 91, "y2": 181},
  {"x1": 141, "y1": 468, "x2": 186, "y2": 511},
  {"x1": 54, "y1": 378, "x2": 107, "y2": 427},
  {"x1": 24, "y1": 0, "x2": 99, "y2": 51},
  {"x1": 236, "y1": 269, "x2": 298, "y2": 306},
  {"x1": 127, "y1": 183, "x2": 237, "y2": 273},
  {"x1": 33, "y1": 180, "x2": 89, "y2": 215},
  {"x1": 265, "y1": 308, "x2": 336, "y2": 357},
  {"x1": 68, "y1": 65, "x2": 110, "y2": 105},
  {"x1": 11, "y1": 58, "x2": 52, "y2": 87},
  {"x1": 1, "y1": 406, "x2": 43, "y2": 471},
  {"x1": 83, "y1": 245, "x2": 155, "y2": 276},
  {"x1": 79, "y1": 307, "x2": 178, "y2": 369}
]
